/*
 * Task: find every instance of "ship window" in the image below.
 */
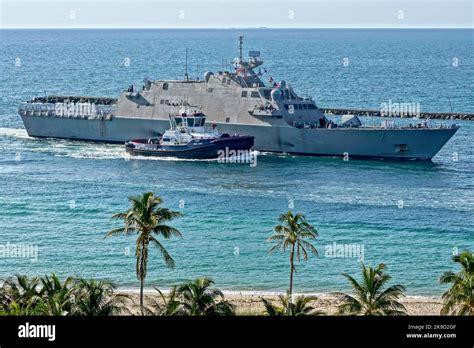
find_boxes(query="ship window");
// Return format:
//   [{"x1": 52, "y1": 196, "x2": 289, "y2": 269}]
[
  {"x1": 308, "y1": 104, "x2": 316, "y2": 109},
  {"x1": 241, "y1": 91, "x2": 248, "y2": 97},
  {"x1": 175, "y1": 117, "x2": 183, "y2": 125},
  {"x1": 284, "y1": 104, "x2": 289, "y2": 110},
  {"x1": 397, "y1": 144, "x2": 409, "y2": 152},
  {"x1": 303, "y1": 104, "x2": 308, "y2": 110},
  {"x1": 160, "y1": 99, "x2": 164, "y2": 104},
  {"x1": 225, "y1": 117, "x2": 230, "y2": 123},
  {"x1": 187, "y1": 118, "x2": 194, "y2": 127},
  {"x1": 251, "y1": 91, "x2": 260, "y2": 98},
  {"x1": 163, "y1": 83, "x2": 169, "y2": 90},
  {"x1": 208, "y1": 88, "x2": 213, "y2": 93},
  {"x1": 227, "y1": 79, "x2": 231, "y2": 85},
  {"x1": 222, "y1": 78, "x2": 227, "y2": 83}
]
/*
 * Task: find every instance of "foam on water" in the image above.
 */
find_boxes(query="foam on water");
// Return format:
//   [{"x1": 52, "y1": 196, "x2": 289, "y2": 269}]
[
  {"x1": 0, "y1": 127, "x2": 30, "y2": 139},
  {"x1": 0, "y1": 127, "x2": 259, "y2": 163}
]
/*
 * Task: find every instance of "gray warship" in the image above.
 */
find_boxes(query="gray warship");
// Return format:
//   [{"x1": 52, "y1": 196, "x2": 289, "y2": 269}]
[{"x1": 19, "y1": 36, "x2": 458, "y2": 160}]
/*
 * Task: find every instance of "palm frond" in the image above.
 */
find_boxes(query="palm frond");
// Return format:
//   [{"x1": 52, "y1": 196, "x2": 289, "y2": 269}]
[{"x1": 149, "y1": 236, "x2": 176, "y2": 269}]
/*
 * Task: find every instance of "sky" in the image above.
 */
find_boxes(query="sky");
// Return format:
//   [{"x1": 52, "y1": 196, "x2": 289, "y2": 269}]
[{"x1": 0, "y1": 0, "x2": 472, "y2": 29}]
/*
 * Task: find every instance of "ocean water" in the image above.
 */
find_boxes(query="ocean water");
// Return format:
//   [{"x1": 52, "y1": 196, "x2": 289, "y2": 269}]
[{"x1": 0, "y1": 29, "x2": 472, "y2": 296}]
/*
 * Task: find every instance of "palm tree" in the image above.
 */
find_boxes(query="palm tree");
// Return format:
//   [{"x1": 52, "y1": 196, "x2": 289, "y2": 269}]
[
  {"x1": 174, "y1": 278, "x2": 235, "y2": 316},
  {"x1": 334, "y1": 263, "x2": 407, "y2": 316},
  {"x1": 105, "y1": 192, "x2": 183, "y2": 315},
  {"x1": 0, "y1": 275, "x2": 43, "y2": 315},
  {"x1": 268, "y1": 211, "x2": 318, "y2": 297},
  {"x1": 261, "y1": 293, "x2": 324, "y2": 316},
  {"x1": 146, "y1": 287, "x2": 182, "y2": 316},
  {"x1": 439, "y1": 250, "x2": 473, "y2": 316},
  {"x1": 38, "y1": 274, "x2": 75, "y2": 316},
  {"x1": 73, "y1": 278, "x2": 129, "y2": 316}
]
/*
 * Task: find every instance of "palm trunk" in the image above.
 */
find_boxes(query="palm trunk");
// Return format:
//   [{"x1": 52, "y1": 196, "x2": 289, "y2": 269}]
[
  {"x1": 140, "y1": 276, "x2": 144, "y2": 315},
  {"x1": 138, "y1": 238, "x2": 147, "y2": 316},
  {"x1": 289, "y1": 243, "x2": 295, "y2": 299}
]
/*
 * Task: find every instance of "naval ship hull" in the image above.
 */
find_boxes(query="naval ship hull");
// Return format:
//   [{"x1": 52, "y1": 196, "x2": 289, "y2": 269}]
[{"x1": 20, "y1": 114, "x2": 457, "y2": 160}]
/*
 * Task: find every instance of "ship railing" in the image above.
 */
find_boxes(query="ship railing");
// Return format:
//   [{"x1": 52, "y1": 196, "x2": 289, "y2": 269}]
[
  {"x1": 287, "y1": 118, "x2": 456, "y2": 130},
  {"x1": 19, "y1": 102, "x2": 114, "y2": 120},
  {"x1": 287, "y1": 121, "x2": 320, "y2": 129},
  {"x1": 19, "y1": 103, "x2": 56, "y2": 117},
  {"x1": 249, "y1": 103, "x2": 279, "y2": 117}
]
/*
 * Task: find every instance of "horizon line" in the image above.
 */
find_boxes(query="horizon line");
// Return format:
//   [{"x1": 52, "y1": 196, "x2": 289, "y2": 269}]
[{"x1": 1, "y1": 26, "x2": 473, "y2": 30}]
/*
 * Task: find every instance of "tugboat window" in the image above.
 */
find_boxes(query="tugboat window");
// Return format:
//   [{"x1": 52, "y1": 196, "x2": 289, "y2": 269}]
[
  {"x1": 175, "y1": 117, "x2": 182, "y2": 125},
  {"x1": 162, "y1": 83, "x2": 168, "y2": 90},
  {"x1": 397, "y1": 144, "x2": 409, "y2": 152},
  {"x1": 187, "y1": 118, "x2": 194, "y2": 127},
  {"x1": 241, "y1": 91, "x2": 248, "y2": 97},
  {"x1": 251, "y1": 91, "x2": 260, "y2": 98}
]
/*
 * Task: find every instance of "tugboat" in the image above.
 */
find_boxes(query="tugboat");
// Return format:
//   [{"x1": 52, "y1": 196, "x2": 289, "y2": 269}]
[{"x1": 125, "y1": 108, "x2": 254, "y2": 159}]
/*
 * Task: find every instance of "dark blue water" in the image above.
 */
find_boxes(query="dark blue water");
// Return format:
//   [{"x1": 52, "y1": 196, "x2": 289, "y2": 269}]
[{"x1": 0, "y1": 29, "x2": 472, "y2": 295}]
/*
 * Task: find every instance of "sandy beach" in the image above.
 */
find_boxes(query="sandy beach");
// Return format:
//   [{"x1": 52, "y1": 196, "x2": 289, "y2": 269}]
[{"x1": 119, "y1": 290, "x2": 444, "y2": 316}]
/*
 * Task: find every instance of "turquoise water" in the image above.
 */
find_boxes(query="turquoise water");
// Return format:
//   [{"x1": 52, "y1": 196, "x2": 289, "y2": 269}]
[{"x1": 0, "y1": 29, "x2": 473, "y2": 295}]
